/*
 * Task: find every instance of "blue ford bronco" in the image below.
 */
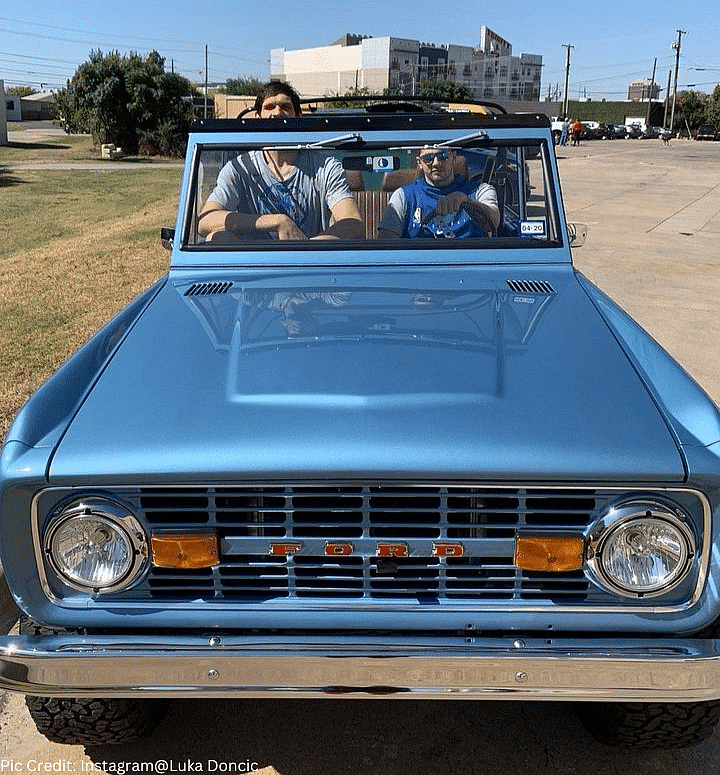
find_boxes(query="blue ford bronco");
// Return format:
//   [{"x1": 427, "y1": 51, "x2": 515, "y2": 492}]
[{"x1": 3, "y1": 98, "x2": 720, "y2": 748}]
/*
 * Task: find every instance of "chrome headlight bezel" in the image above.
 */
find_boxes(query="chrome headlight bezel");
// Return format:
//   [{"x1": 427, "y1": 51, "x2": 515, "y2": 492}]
[
  {"x1": 587, "y1": 500, "x2": 696, "y2": 599},
  {"x1": 43, "y1": 498, "x2": 149, "y2": 594}
]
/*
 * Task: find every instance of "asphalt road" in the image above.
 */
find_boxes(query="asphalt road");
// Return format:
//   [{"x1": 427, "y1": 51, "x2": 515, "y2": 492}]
[{"x1": 2, "y1": 135, "x2": 720, "y2": 773}]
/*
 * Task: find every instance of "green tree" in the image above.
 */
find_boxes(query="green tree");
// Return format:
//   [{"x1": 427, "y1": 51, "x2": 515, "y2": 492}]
[
  {"x1": 7, "y1": 86, "x2": 36, "y2": 97},
  {"x1": 332, "y1": 86, "x2": 377, "y2": 107},
  {"x1": 224, "y1": 77, "x2": 264, "y2": 96},
  {"x1": 55, "y1": 50, "x2": 196, "y2": 156},
  {"x1": 705, "y1": 85, "x2": 720, "y2": 128},
  {"x1": 417, "y1": 79, "x2": 474, "y2": 102},
  {"x1": 671, "y1": 90, "x2": 707, "y2": 133}
]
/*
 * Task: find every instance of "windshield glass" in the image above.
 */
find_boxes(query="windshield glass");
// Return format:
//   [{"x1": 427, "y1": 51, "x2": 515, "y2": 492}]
[{"x1": 182, "y1": 137, "x2": 561, "y2": 252}]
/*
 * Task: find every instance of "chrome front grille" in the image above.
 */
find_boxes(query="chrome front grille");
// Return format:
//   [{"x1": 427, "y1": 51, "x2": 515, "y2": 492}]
[{"x1": 122, "y1": 485, "x2": 610, "y2": 603}]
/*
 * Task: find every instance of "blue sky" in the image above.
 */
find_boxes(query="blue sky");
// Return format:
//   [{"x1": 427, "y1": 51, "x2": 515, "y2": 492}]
[{"x1": 1, "y1": 0, "x2": 718, "y2": 100}]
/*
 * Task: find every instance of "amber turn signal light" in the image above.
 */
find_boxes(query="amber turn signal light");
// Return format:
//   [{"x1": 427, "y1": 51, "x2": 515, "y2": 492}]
[
  {"x1": 515, "y1": 535, "x2": 585, "y2": 572},
  {"x1": 151, "y1": 534, "x2": 219, "y2": 569}
]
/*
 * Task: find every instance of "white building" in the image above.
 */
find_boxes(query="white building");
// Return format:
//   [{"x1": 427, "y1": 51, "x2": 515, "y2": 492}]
[
  {"x1": 270, "y1": 28, "x2": 542, "y2": 102},
  {"x1": 4, "y1": 84, "x2": 21, "y2": 122}
]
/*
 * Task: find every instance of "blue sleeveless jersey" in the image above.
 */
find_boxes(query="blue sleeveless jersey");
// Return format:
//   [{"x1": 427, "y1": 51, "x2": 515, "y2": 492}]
[{"x1": 402, "y1": 175, "x2": 488, "y2": 239}]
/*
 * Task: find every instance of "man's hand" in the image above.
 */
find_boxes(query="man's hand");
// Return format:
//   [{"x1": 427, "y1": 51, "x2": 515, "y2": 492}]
[
  {"x1": 273, "y1": 214, "x2": 308, "y2": 240},
  {"x1": 434, "y1": 191, "x2": 470, "y2": 216},
  {"x1": 198, "y1": 203, "x2": 309, "y2": 240}
]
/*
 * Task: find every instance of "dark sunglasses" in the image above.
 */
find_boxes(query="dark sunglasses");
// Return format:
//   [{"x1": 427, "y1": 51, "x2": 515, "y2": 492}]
[{"x1": 419, "y1": 150, "x2": 451, "y2": 164}]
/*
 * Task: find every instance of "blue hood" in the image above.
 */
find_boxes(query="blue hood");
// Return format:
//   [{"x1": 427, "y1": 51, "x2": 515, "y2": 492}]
[{"x1": 47, "y1": 268, "x2": 685, "y2": 483}]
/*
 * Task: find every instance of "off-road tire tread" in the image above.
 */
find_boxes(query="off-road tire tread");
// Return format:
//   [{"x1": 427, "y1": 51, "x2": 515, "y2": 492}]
[
  {"x1": 20, "y1": 615, "x2": 167, "y2": 745},
  {"x1": 577, "y1": 700, "x2": 720, "y2": 749},
  {"x1": 25, "y1": 696, "x2": 167, "y2": 745}
]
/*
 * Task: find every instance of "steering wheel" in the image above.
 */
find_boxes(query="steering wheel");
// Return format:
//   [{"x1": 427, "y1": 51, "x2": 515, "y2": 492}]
[{"x1": 421, "y1": 203, "x2": 493, "y2": 239}]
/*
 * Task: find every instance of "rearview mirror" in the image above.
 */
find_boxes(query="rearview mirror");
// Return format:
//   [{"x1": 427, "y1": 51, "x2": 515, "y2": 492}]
[
  {"x1": 160, "y1": 227, "x2": 175, "y2": 251},
  {"x1": 567, "y1": 223, "x2": 588, "y2": 248}
]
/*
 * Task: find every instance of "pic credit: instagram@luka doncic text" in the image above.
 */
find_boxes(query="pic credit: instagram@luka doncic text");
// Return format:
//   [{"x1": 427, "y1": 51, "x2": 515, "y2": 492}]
[{"x1": 1, "y1": 762, "x2": 261, "y2": 774}]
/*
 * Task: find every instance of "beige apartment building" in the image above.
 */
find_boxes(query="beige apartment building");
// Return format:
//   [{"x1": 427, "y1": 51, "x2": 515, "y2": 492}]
[
  {"x1": 627, "y1": 78, "x2": 661, "y2": 102},
  {"x1": 270, "y1": 28, "x2": 543, "y2": 102}
]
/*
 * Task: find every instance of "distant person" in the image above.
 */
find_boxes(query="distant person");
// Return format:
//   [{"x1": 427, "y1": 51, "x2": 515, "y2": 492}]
[
  {"x1": 377, "y1": 146, "x2": 500, "y2": 239},
  {"x1": 559, "y1": 118, "x2": 569, "y2": 146},
  {"x1": 570, "y1": 118, "x2": 582, "y2": 146},
  {"x1": 198, "y1": 81, "x2": 363, "y2": 241}
]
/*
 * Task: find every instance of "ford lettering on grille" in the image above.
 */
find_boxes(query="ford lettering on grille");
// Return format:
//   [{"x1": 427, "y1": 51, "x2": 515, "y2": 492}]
[{"x1": 267, "y1": 541, "x2": 465, "y2": 557}]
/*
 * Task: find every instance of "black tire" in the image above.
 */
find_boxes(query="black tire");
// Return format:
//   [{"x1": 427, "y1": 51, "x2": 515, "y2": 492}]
[
  {"x1": 25, "y1": 695, "x2": 168, "y2": 746},
  {"x1": 577, "y1": 700, "x2": 720, "y2": 749},
  {"x1": 20, "y1": 615, "x2": 168, "y2": 745}
]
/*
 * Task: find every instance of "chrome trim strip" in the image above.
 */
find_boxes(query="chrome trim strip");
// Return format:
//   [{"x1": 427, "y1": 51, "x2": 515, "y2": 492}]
[
  {"x1": 31, "y1": 485, "x2": 712, "y2": 614},
  {"x1": 2, "y1": 635, "x2": 720, "y2": 702}
]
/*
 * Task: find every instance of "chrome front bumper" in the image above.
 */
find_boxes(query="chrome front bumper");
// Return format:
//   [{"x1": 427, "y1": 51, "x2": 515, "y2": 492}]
[{"x1": 2, "y1": 634, "x2": 720, "y2": 702}]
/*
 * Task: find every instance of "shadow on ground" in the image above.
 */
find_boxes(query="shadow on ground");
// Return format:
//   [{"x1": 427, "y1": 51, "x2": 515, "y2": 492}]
[
  {"x1": 5, "y1": 141, "x2": 71, "y2": 151},
  {"x1": 81, "y1": 696, "x2": 720, "y2": 775}
]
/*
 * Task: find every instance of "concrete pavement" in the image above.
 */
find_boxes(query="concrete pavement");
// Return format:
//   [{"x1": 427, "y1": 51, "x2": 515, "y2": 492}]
[{"x1": 559, "y1": 137, "x2": 720, "y2": 407}]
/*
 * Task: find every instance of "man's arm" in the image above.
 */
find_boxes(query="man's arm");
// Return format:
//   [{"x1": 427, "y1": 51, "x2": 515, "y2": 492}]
[
  {"x1": 198, "y1": 201, "x2": 308, "y2": 241},
  {"x1": 461, "y1": 198, "x2": 500, "y2": 232},
  {"x1": 313, "y1": 196, "x2": 364, "y2": 240},
  {"x1": 377, "y1": 188, "x2": 406, "y2": 239}
]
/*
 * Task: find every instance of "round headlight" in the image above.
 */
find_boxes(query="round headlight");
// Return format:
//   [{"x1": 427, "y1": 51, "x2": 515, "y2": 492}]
[
  {"x1": 45, "y1": 499, "x2": 147, "y2": 593},
  {"x1": 588, "y1": 502, "x2": 695, "y2": 598}
]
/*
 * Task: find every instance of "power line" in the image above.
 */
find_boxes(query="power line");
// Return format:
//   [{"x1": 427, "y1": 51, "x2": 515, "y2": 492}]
[
  {"x1": 0, "y1": 15, "x2": 266, "y2": 68},
  {"x1": 0, "y1": 49, "x2": 80, "y2": 66}
]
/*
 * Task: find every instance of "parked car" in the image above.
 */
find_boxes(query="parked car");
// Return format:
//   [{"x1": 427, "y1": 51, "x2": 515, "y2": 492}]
[
  {"x1": 696, "y1": 124, "x2": 717, "y2": 141},
  {"x1": 625, "y1": 123, "x2": 643, "y2": 139},
  {"x1": 550, "y1": 116, "x2": 566, "y2": 145},
  {"x1": 4, "y1": 97, "x2": 720, "y2": 751},
  {"x1": 597, "y1": 122, "x2": 618, "y2": 139},
  {"x1": 580, "y1": 120, "x2": 602, "y2": 140},
  {"x1": 613, "y1": 124, "x2": 628, "y2": 139}
]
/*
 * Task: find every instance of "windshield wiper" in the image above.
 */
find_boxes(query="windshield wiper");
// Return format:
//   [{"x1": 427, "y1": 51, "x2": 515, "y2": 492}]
[
  {"x1": 389, "y1": 131, "x2": 491, "y2": 152},
  {"x1": 436, "y1": 131, "x2": 491, "y2": 148},
  {"x1": 262, "y1": 133, "x2": 365, "y2": 151}
]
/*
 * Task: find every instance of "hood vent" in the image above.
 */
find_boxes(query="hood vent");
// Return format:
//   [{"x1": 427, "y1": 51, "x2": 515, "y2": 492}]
[
  {"x1": 506, "y1": 279, "x2": 555, "y2": 294},
  {"x1": 185, "y1": 281, "x2": 234, "y2": 297}
]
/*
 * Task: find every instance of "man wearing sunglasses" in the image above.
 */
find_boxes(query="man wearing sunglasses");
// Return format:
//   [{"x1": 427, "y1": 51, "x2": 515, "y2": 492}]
[{"x1": 378, "y1": 147, "x2": 500, "y2": 239}]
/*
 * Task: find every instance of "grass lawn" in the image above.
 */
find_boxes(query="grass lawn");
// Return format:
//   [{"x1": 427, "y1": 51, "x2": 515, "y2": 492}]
[
  {"x1": 1, "y1": 132, "x2": 98, "y2": 162},
  {"x1": 0, "y1": 143, "x2": 182, "y2": 437},
  {"x1": 1, "y1": 127, "x2": 180, "y2": 163}
]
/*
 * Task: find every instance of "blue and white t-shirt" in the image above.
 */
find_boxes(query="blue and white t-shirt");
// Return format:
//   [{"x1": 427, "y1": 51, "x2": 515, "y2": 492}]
[{"x1": 207, "y1": 150, "x2": 352, "y2": 239}]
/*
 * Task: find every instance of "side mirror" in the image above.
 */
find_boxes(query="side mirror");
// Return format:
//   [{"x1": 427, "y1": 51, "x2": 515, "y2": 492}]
[
  {"x1": 567, "y1": 222, "x2": 588, "y2": 248},
  {"x1": 160, "y1": 227, "x2": 175, "y2": 251}
]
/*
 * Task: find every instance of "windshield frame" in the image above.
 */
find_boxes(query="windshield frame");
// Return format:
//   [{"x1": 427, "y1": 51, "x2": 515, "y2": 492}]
[{"x1": 171, "y1": 117, "x2": 572, "y2": 268}]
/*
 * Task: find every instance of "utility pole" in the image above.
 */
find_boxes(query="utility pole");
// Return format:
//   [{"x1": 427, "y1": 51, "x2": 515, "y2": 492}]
[
  {"x1": 669, "y1": 30, "x2": 686, "y2": 134},
  {"x1": 645, "y1": 57, "x2": 657, "y2": 128},
  {"x1": 204, "y1": 45, "x2": 209, "y2": 119},
  {"x1": 562, "y1": 44, "x2": 573, "y2": 119},
  {"x1": 663, "y1": 69, "x2": 672, "y2": 127}
]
